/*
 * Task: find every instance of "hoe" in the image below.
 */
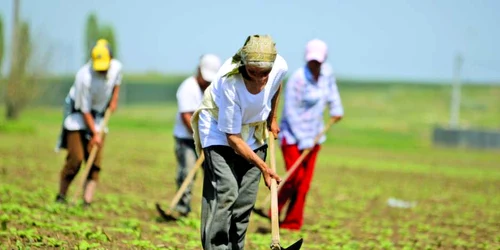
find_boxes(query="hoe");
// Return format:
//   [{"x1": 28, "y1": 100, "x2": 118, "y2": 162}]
[
  {"x1": 155, "y1": 152, "x2": 204, "y2": 221},
  {"x1": 268, "y1": 132, "x2": 303, "y2": 250},
  {"x1": 254, "y1": 121, "x2": 333, "y2": 217}
]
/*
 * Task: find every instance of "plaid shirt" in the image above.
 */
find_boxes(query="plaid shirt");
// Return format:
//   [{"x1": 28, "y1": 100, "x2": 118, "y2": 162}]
[{"x1": 279, "y1": 64, "x2": 344, "y2": 150}]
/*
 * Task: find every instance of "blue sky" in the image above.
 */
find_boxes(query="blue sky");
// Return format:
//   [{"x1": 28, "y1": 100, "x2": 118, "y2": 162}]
[{"x1": 1, "y1": 0, "x2": 499, "y2": 82}]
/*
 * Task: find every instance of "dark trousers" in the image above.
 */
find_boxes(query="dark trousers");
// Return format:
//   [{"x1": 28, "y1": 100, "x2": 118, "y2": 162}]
[
  {"x1": 174, "y1": 137, "x2": 197, "y2": 214},
  {"x1": 58, "y1": 130, "x2": 106, "y2": 197}
]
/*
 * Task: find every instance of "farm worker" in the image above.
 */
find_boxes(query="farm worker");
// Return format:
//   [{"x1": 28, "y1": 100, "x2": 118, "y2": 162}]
[
  {"x1": 258, "y1": 39, "x2": 344, "y2": 230},
  {"x1": 191, "y1": 34, "x2": 286, "y2": 249},
  {"x1": 54, "y1": 38, "x2": 122, "y2": 206},
  {"x1": 171, "y1": 54, "x2": 221, "y2": 217}
]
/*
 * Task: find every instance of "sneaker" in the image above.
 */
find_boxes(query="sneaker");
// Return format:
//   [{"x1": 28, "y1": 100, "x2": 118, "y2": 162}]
[{"x1": 55, "y1": 194, "x2": 67, "y2": 204}]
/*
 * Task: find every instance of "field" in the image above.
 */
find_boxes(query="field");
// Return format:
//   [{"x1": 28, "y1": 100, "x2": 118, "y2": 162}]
[{"x1": 1, "y1": 82, "x2": 499, "y2": 249}]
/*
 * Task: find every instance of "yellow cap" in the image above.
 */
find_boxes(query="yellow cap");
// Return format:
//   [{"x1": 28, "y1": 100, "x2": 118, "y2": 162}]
[
  {"x1": 96, "y1": 39, "x2": 109, "y2": 46},
  {"x1": 91, "y1": 40, "x2": 111, "y2": 71}
]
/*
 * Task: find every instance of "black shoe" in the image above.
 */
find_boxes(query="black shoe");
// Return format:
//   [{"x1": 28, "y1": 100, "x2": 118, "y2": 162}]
[{"x1": 55, "y1": 194, "x2": 67, "y2": 204}]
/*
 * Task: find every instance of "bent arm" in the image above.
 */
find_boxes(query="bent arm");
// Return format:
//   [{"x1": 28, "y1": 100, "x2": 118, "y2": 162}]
[
  {"x1": 74, "y1": 75, "x2": 98, "y2": 134},
  {"x1": 83, "y1": 113, "x2": 98, "y2": 135},
  {"x1": 109, "y1": 85, "x2": 120, "y2": 108},
  {"x1": 267, "y1": 84, "x2": 282, "y2": 124},
  {"x1": 327, "y1": 74, "x2": 344, "y2": 120},
  {"x1": 226, "y1": 133, "x2": 267, "y2": 171},
  {"x1": 181, "y1": 112, "x2": 194, "y2": 134}
]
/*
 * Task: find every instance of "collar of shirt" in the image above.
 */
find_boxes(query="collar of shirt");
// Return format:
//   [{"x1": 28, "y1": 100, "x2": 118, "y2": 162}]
[{"x1": 304, "y1": 65, "x2": 325, "y2": 84}]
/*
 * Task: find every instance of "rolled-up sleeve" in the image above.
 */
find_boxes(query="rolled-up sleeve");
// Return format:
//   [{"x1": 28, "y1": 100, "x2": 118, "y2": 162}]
[
  {"x1": 112, "y1": 61, "x2": 123, "y2": 86},
  {"x1": 114, "y1": 72, "x2": 123, "y2": 86},
  {"x1": 327, "y1": 75, "x2": 344, "y2": 117},
  {"x1": 177, "y1": 81, "x2": 199, "y2": 113},
  {"x1": 73, "y1": 74, "x2": 92, "y2": 113},
  {"x1": 217, "y1": 83, "x2": 242, "y2": 134}
]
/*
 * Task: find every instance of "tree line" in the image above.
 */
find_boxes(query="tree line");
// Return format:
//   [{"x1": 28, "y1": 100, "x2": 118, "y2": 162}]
[{"x1": 0, "y1": 2, "x2": 119, "y2": 120}]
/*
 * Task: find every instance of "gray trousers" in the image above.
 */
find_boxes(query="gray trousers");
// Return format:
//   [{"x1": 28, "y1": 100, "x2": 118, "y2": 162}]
[
  {"x1": 174, "y1": 137, "x2": 198, "y2": 215},
  {"x1": 201, "y1": 145, "x2": 267, "y2": 250}
]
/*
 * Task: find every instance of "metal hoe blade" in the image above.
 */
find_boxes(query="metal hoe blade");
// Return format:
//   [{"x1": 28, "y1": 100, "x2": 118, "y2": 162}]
[
  {"x1": 155, "y1": 203, "x2": 178, "y2": 222},
  {"x1": 155, "y1": 153, "x2": 205, "y2": 223},
  {"x1": 271, "y1": 238, "x2": 303, "y2": 250}
]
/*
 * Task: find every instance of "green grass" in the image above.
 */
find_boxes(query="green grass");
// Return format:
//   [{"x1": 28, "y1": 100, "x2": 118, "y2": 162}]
[{"x1": 0, "y1": 83, "x2": 499, "y2": 249}]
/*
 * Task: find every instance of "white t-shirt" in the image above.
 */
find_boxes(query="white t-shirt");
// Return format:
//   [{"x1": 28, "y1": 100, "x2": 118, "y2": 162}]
[
  {"x1": 198, "y1": 55, "x2": 288, "y2": 150},
  {"x1": 63, "y1": 59, "x2": 123, "y2": 131},
  {"x1": 173, "y1": 76, "x2": 203, "y2": 139}
]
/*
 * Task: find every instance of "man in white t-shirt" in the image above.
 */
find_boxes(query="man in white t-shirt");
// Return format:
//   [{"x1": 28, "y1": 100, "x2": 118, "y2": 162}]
[
  {"x1": 54, "y1": 39, "x2": 122, "y2": 207},
  {"x1": 171, "y1": 54, "x2": 221, "y2": 217},
  {"x1": 191, "y1": 35, "x2": 285, "y2": 250}
]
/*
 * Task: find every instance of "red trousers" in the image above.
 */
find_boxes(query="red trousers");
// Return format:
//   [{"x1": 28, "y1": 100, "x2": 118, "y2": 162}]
[{"x1": 269, "y1": 137, "x2": 321, "y2": 230}]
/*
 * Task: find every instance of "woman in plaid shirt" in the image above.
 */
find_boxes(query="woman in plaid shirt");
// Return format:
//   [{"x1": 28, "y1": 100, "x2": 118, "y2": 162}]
[{"x1": 260, "y1": 39, "x2": 344, "y2": 230}]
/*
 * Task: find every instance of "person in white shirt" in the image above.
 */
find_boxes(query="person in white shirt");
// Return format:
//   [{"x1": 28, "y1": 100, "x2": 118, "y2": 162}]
[
  {"x1": 171, "y1": 54, "x2": 221, "y2": 217},
  {"x1": 255, "y1": 39, "x2": 344, "y2": 230},
  {"x1": 190, "y1": 34, "x2": 286, "y2": 250},
  {"x1": 54, "y1": 39, "x2": 122, "y2": 206}
]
